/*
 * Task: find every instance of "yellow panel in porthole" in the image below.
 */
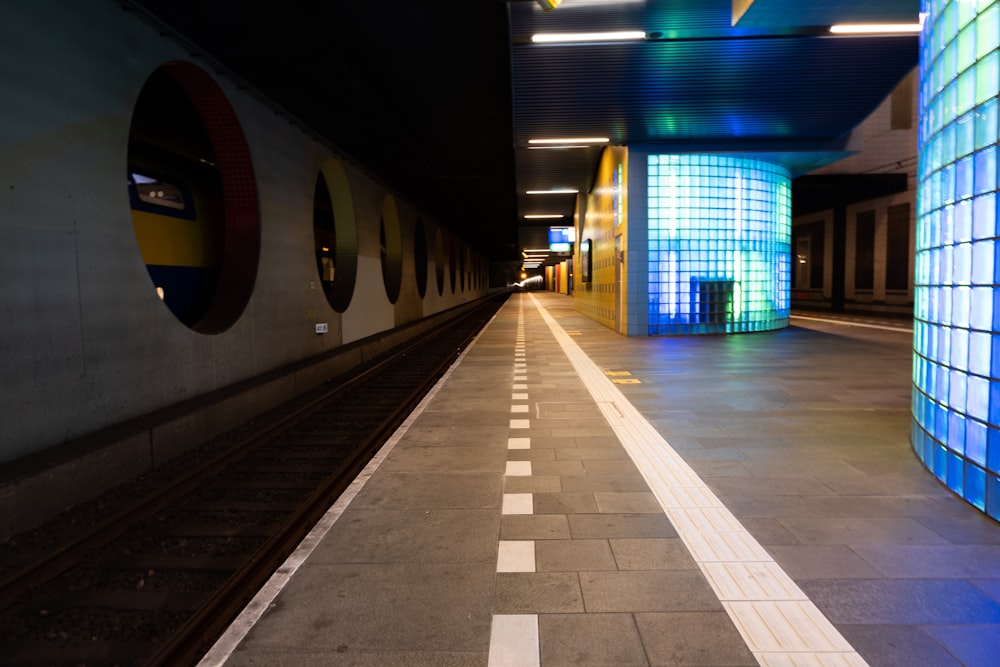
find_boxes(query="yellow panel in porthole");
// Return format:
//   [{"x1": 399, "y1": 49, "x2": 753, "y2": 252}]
[{"x1": 131, "y1": 210, "x2": 221, "y2": 267}]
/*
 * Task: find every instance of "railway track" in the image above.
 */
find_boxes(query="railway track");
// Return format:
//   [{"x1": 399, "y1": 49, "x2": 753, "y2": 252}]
[{"x1": 0, "y1": 294, "x2": 506, "y2": 666}]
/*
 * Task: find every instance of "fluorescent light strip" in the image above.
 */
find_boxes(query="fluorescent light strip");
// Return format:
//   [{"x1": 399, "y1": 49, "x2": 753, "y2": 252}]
[
  {"x1": 829, "y1": 23, "x2": 921, "y2": 34},
  {"x1": 529, "y1": 137, "x2": 609, "y2": 145},
  {"x1": 528, "y1": 145, "x2": 591, "y2": 150},
  {"x1": 524, "y1": 214, "x2": 564, "y2": 219},
  {"x1": 526, "y1": 189, "x2": 579, "y2": 194},
  {"x1": 532, "y1": 31, "x2": 645, "y2": 43}
]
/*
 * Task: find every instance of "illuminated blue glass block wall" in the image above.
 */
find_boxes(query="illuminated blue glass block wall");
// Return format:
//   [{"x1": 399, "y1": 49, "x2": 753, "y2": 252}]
[
  {"x1": 912, "y1": 0, "x2": 1000, "y2": 517},
  {"x1": 647, "y1": 155, "x2": 791, "y2": 335}
]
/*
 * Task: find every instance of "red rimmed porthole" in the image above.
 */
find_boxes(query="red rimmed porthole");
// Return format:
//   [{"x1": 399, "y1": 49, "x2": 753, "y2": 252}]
[{"x1": 127, "y1": 61, "x2": 259, "y2": 334}]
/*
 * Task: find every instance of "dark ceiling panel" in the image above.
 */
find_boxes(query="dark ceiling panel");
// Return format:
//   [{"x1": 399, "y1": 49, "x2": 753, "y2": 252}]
[{"x1": 129, "y1": 0, "x2": 518, "y2": 261}]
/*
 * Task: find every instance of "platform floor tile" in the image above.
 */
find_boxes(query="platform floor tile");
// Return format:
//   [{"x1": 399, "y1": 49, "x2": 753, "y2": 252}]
[{"x1": 207, "y1": 293, "x2": 1000, "y2": 667}]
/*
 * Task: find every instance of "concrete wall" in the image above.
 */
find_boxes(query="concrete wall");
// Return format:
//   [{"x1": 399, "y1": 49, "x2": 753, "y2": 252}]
[{"x1": 0, "y1": 0, "x2": 491, "y2": 531}]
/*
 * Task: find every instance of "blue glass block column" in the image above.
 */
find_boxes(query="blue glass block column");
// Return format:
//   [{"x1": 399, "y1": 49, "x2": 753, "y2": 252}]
[
  {"x1": 647, "y1": 155, "x2": 791, "y2": 335},
  {"x1": 913, "y1": 0, "x2": 1000, "y2": 517}
]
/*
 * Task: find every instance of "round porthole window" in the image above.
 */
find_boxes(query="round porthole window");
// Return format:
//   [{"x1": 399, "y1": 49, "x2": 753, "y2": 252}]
[
  {"x1": 380, "y1": 195, "x2": 403, "y2": 304},
  {"x1": 448, "y1": 238, "x2": 457, "y2": 295},
  {"x1": 313, "y1": 157, "x2": 358, "y2": 313},
  {"x1": 414, "y1": 216, "x2": 429, "y2": 299},
  {"x1": 127, "y1": 61, "x2": 259, "y2": 334},
  {"x1": 434, "y1": 228, "x2": 445, "y2": 297},
  {"x1": 460, "y1": 247, "x2": 467, "y2": 292}
]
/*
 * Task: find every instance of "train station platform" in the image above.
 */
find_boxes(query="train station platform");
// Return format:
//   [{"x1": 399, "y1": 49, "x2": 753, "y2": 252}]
[{"x1": 201, "y1": 292, "x2": 1000, "y2": 667}]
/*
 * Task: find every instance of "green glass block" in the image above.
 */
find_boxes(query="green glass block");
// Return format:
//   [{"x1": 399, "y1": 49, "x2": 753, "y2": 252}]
[
  {"x1": 944, "y1": 39, "x2": 958, "y2": 81},
  {"x1": 944, "y1": 1, "x2": 960, "y2": 41},
  {"x1": 936, "y1": 22, "x2": 949, "y2": 60},
  {"x1": 977, "y1": 51, "x2": 999, "y2": 106},
  {"x1": 958, "y1": 67, "x2": 977, "y2": 115},
  {"x1": 943, "y1": 121, "x2": 957, "y2": 166},
  {"x1": 958, "y1": 111, "x2": 976, "y2": 156},
  {"x1": 975, "y1": 99, "x2": 998, "y2": 149},
  {"x1": 958, "y1": 0, "x2": 979, "y2": 28},
  {"x1": 945, "y1": 81, "x2": 959, "y2": 128},
  {"x1": 958, "y1": 23, "x2": 977, "y2": 73},
  {"x1": 977, "y1": 4, "x2": 999, "y2": 60},
  {"x1": 933, "y1": 94, "x2": 946, "y2": 136}
]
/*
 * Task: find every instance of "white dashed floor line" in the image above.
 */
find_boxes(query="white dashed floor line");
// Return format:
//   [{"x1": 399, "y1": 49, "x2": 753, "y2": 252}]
[
  {"x1": 490, "y1": 298, "x2": 540, "y2": 667},
  {"x1": 488, "y1": 614, "x2": 540, "y2": 667}
]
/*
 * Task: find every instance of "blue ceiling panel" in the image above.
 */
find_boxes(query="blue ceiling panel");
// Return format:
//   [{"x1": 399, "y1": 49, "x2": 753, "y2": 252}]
[{"x1": 512, "y1": 36, "x2": 917, "y2": 145}]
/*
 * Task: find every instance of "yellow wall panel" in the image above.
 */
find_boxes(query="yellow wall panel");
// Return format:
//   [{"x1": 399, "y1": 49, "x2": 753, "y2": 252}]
[{"x1": 574, "y1": 146, "x2": 628, "y2": 333}]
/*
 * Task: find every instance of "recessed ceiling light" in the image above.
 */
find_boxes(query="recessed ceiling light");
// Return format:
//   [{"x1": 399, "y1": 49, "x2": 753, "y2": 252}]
[
  {"x1": 524, "y1": 214, "x2": 565, "y2": 219},
  {"x1": 526, "y1": 189, "x2": 579, "y2": 194},
  {"x1": 829, "y1": 23, "x2": 921, "y2": 34},
  {"x1": 529, "y1": 137, "x2": 609, "y2": 144},
  {"x1": 527, "y1": 145, "x2": 592, "y2": 150},
  {"x1": 531, "y1": 31, "x2": 645, "y2": 43}
]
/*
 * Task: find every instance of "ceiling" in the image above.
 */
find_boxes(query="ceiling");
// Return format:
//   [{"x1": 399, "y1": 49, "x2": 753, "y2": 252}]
[{"x1": 126, "y1": 0, "x2": 919, "y2": 267}]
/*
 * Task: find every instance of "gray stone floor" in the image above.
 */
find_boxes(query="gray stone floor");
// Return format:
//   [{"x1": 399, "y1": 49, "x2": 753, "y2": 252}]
[
  {"x1": 551, "y1": 296, "x2": 1000, "y2": 667},
  {"x1": 219, "y1": 293, "x2": 1000, "y2": 667}
]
